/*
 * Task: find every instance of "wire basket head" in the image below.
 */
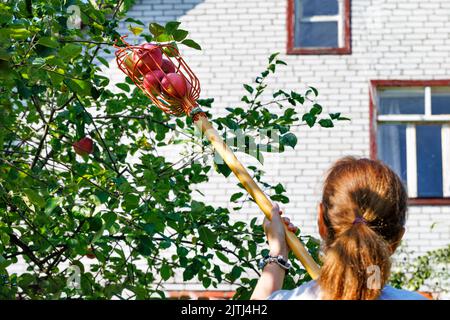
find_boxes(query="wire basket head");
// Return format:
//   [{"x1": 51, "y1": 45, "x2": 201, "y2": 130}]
[{"x1": 114, "y1": 37, "x2": 200, "y2": 116}]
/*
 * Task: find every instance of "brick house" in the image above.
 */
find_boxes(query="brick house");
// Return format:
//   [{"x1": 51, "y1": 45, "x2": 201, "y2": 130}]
[{"x1": 108, "y1": 0, "x2": 450, "y2": 297}]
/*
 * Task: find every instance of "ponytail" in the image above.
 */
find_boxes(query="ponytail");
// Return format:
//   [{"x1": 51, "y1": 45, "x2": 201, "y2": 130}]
[
  {"x1": 318, "y1": 222, "x2": 392, "y2": 300},
  {"x1": 318, "y1": 157, "x2": 407, "y2": 300}
]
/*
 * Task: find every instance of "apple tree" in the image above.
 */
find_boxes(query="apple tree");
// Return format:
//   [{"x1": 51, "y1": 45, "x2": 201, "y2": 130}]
[{"x1": 0, "y1": 0, "x2": 348, "y2": 299}]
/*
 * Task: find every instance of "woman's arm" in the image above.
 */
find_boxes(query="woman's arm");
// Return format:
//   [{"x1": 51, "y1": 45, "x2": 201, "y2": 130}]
[{"x1": 250, "y1": 203, "x2": 297, "y2": 300}]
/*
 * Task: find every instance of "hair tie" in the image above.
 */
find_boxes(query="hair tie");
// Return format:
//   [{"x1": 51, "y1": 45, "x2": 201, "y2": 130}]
[{"x1": 353, "y1": 216, "x2": 367, "y2": 225}]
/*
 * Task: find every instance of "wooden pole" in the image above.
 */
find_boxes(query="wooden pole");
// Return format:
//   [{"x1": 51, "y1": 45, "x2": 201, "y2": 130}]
[{"x1": 192, "y1": 111, "x2": 320, "y2": 279}]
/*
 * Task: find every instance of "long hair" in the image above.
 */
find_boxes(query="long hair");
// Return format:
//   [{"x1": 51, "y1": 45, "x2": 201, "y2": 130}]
[{"x1": 318, "y1": 157, "x2": 407, "y2": 300}]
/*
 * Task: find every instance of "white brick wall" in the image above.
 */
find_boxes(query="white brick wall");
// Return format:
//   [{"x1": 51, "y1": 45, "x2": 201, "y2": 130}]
[{"x1": 108, "y1": 0, "x2": 450, "y2": 291}]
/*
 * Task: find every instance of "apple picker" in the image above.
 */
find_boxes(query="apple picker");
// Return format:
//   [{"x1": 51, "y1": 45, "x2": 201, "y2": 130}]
[{"x1": 114, "y1": 36, "x2": 320, "y2": 279}]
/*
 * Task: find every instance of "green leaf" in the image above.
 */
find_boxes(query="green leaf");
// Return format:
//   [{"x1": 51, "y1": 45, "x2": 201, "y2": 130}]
[
  {"x1": 274, "y1": 89, "x2": 289, "y2": 98},
  {"x1": 202, "y1": 277, "x2": 211, "y2": 288},
  {"x1": 243, "y1": 84, "x2": 254, "y2": 94},
  {"x1": 198, "y1": 226, "x2": 217, "y2": 248},
  {"x1": 330, "y1": 113, "x2": 351, "y2": 121},
  {"x1": 102, "y1": 212, "x2": 116, "y2": 230},
  {"x1": 9, "y1": 28, "x2": 31, "y2": 40},
  {"x1": 137, "y1": 237, "x2": 154, "y2": 256},
  {"x1": 124, "y1": 194, "x2": 140, "y2": 210},
  {"x1": 329, "y1": 112, "x2": 341, "y2": 120},
  {"x1": 241, "y1": 96, "x2": 250, "y2": 103},
  {"x1": 165, "y1": 21, "x2": 181, "y2": 34},
  {"x1": 269, "y1": 52, "x2": 279, "y2": 63},
  {"x1": 124, "y1": 18, "x2": 144, "y2": 26},
  {"x1": 181, "y1": 39, "x2": 202, "y2": 50},
  {"x1": 230, "y1": 192, "x2": 243, "y2": 202},
  {"x1": 214, "y1": 160, "x2": 232, "y2": 178},
  {"x1": 274, "y1": 183, "x2": 286, "y2": 194},
  {"x1": 149, "y1": 23, "x2": 165, "y2": 37},
  {"x1": 160, "y1": 264, "x2": 171, "y2": 280},
  {"x1": 66, "y1": 79, "x2": 92, "y2": 97},
  {"x1": 0, "y1": 48, "x2": 10, "y2": 61},
  {"x1": 197, "y1": 98, "x2": 214, "y2": 108},
  {"x1": 172, "y1": 29, "x2": 188, "y2": 41},
  {"x1": 37, "y1": 37, "x2": 59, "y2": 48},
  {"x1": 44, "y1": 197, "x2": 59, "y2": 215},
  {"x1": 48, "y1": 71, "x2": 64, "y2": 86},
  {"x1": 127, "y1": 25, "x2": 144, "y2": 36},
  {"x1": 191, "y1": 200, "x2": 205, "y2": 219},
  {"x1": 270, "y1": 194, "x2": 289, "y2": 204},
  {"x1": 156, "y1": 33, "x2": 173, "y2": 42},
  {"x1": 24, "y1": 189, "x2": 45, "y2": 208},
  {"x1": 228, "y1": 266, "x2": 242, "y2": 282},
  {"x1": 88, "y1": 217, "x2": 103, "y2": 232},
  {"x1": 216, "y1": 251, "x2": 231, "y2": 264},
  {"x1": 307, "y1": 86, "x2": 319, "y2": 97},
  {"x1": 94, "y1": 190, "x2": 109, "y2": 204},
  {"x1": 96, "y1": 56, "x2": 109, "y2": 67},
  {"x1": 280, "y1": 132, "x2": 297, "y2": 149},
  {"x1": 302, "y1": 113, "x2": 316, "y2": 127},
  {"x1": 291, "y1": 91, "x2": 304, "y2": 104},
  {"x1": 310, "y1": 103, "x2": 322, "y2": 116},
  {"x1": 116, "y1": 83, "x2": 130, "y2": 92},
  {"x1": 59, "y1": 44, "x2": 82, "y2": 61},
  {"x1": 32, "y1": 57, "x2": 45, "y2": 66},
  {"x1": 319, "y1": 119, "x2": 334, "y2": 128}
]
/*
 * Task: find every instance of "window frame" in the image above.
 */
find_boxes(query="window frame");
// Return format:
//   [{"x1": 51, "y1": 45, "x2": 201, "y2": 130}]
[
  {"x1": 369, "y1": 80, "x2": 450, "y2": 205},
  {"x1": 287, "y1": 0, "x2": 351, "y2": 55}
]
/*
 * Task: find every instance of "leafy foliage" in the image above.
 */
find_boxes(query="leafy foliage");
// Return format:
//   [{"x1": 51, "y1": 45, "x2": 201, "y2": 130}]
[
  {"x1": 390, "y1": 245, "x2": 450, "y2": 298},
  {"x1": 0, "y1": 0, "x2": 347, "y2": 299}
]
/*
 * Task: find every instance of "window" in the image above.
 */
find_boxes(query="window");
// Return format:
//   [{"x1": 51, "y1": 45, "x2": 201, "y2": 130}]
[
  {"x1": 370, "y1": 80, "x2": 450, "y2": 205},
  {"x1": 287, "y1": 0, "x2": 351, "y2": 55}
]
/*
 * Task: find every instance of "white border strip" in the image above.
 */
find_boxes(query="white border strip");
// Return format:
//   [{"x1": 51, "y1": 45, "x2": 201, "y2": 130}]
[
  {"x1": 378, "y1": 114, "x2": 450, "y2": 123},
  {"x1": 338, "y1": 0, "x2": 344, "y2": 48},
  {"x1": 300, "y1": 16, "x2": 340, "y2": 23},
  {"x1": 406, "y1": 124, "x2": 418, "y2": 197},
  {"x1": 442, "y1": 124, "x2": 450, "y2": 197},
  {"x1": 425, "y1": 86, "x2": 432, "y2": 116}
]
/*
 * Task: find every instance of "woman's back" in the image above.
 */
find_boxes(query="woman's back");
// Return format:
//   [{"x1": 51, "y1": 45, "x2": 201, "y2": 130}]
[
  {"x1": 250, "y1": 157, "x2": 429, "y2": 300},
  {"x1": 267, "y1": 281, "x2": 427, "y2": 300}
]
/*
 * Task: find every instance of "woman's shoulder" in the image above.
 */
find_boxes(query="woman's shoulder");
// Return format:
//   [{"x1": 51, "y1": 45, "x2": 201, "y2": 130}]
[
  {"x1": 379, "y1": 286, "x2": 429, "y2": 300},
  {"x1": 266, "y1": 280, "x2": 321, "y2": 300}
]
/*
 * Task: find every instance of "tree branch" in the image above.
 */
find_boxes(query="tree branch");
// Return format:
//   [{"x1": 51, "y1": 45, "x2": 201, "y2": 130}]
[{"x1": 8, "y1": 233, "x2": 44, "y2": 271}]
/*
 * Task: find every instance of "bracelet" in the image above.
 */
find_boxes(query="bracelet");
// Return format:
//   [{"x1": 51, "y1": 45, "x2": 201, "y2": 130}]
[{"x1": 258, "y1": 255, "x2": 292, "y2": 272}]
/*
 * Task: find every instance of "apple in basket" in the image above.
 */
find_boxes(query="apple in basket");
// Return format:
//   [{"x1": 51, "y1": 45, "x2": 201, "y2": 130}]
[
  {"x1": 125, "y1": 43, "x2": 163, "y2": 77},
  {"x1": 161, "y1": 73, "x2": 187, "y2": 98},
  {"x1": 136, "y1": 43, "x2": 163, "y2": 74},
  {"x1": 143, "y1": 70, "x2": 165, "y2": 95},
  {"x1": 161, "y1": 58, "x2": 176, "y2": 74}
]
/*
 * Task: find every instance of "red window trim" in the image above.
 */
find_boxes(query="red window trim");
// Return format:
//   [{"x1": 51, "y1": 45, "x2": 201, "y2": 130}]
[
  {"x1": 369, "y1": 79, "x2": 450, "y2": 206},
  {"x1": 287, "y1": 0, "x2": 351, "y2": 55}
]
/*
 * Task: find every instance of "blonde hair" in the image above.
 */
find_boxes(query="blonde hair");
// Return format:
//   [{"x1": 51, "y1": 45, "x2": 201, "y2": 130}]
[{"x1": 318, "y1": 157, "x2": 407, "y2": 300}]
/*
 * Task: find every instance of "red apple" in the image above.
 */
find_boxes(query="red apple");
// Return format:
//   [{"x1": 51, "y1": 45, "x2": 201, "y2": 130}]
[
  {"x1": 161, "y1": 73, "x2": 187, "y2": 98},
  {"x1": 73, "y1": 137, "x2": 94, "y2": 156},
  {"x1": 135, "y1": 43, "x2": 162, "y2": 75},
  {"x1": 143, "y1": 70, "x2": 165, "y2": 95},
  {"x1": 85, "y1": 247, "x2": 96, "y2": 259},
  {"x1": 185, "y1": 79, "x2": 192, "y2": 93},
  {"x1": 161, "y1": 59, "x2": 176, "y2": 74},
  {"x1": 123, "y1": 53, "x2": 140, "y2": 78}
]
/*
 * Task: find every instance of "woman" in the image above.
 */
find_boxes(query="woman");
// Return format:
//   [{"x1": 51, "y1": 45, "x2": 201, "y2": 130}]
[{"x1": 251, "y1": 157, "x2": 426, "y2": 300}]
